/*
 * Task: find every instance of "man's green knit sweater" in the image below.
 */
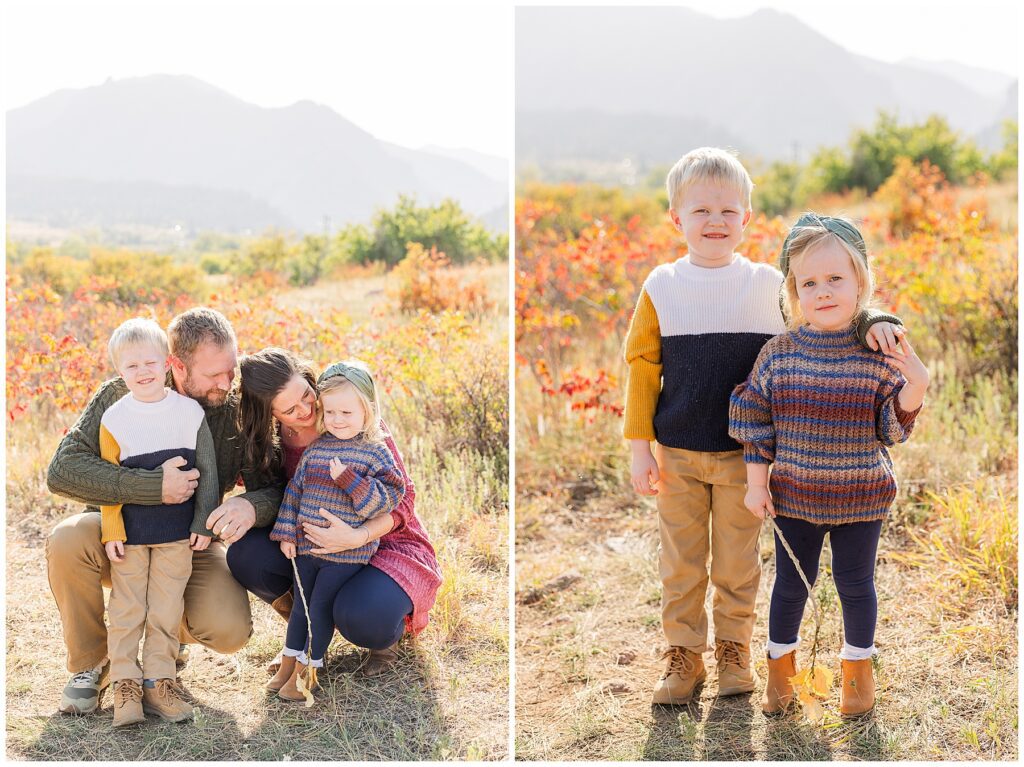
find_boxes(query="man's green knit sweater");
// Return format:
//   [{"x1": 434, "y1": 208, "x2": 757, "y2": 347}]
[{"x1": 47, "y1": 376, "x2": 283, "y2": 527}]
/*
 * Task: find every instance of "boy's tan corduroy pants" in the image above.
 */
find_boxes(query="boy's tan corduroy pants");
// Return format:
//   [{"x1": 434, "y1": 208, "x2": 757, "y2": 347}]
[
  {"x1": 107, "y1": 540, "x2": 193, "y2": 682},
  {"x1": 45, "y1": 512, "x2": 253, "y2": 674},
  {"x1": 655, "y1": 445, "x2": 762, "y2": 652}
]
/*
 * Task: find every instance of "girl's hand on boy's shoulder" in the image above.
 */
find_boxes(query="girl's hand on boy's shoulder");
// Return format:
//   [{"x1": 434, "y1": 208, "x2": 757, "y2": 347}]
[
  {"x1": 329, "y1": 457, "x2": 348, "y2": 480},
  {"x1": 884, "y1": 333, "x2": 929, "y2": 387},
  {"x1": 104, "y1": 540, "x2": 125, "y2": 562},
  {"x1": 190, "y1": 533, "x2": 212, "y2": 551},
  {"x1": 744, "y1": 485, "x2": 775, "y2": 520},
  {"x1": 865, "y1": 322, "x2": 902, "y2": 355}
]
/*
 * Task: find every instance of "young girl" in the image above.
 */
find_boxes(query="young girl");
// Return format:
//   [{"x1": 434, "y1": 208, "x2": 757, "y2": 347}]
[
  {"x1": 729, "y1": 213, "x2": 928, "y2": 717},
  {"x1": 268, "y1": 359, "x2": 405, "y2": 702}
]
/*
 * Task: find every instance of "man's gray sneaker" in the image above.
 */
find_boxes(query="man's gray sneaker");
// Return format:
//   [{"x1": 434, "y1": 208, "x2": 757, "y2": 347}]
[{"x1": 59, "y1": 662, "x2": 110, "y2": 715}]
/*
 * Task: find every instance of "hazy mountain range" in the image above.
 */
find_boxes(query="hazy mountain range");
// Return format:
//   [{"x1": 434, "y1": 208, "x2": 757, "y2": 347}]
[
  {"x1": 7, "y1": 74, "x2": 509, "y2": 236},
  {"x1": 516, "y1": 7, "x2": 1017, "y2": 178}
]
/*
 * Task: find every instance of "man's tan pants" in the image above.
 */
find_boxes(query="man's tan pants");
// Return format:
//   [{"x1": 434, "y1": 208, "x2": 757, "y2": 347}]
[
  {"x1": 108, "y1": 541, "x2": 192, "y2": 682},
  {"x1": 46, "y1": 512, "x2": 253, "y2": 674},
  {"x1": 656, "y1": 445, "x2": 762, "y2": 652}
]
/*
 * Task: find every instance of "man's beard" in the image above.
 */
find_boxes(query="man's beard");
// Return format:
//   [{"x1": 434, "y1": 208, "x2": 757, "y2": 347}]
[{"x1": 182, "y1": 374, "x2": 229, "y2": 408}]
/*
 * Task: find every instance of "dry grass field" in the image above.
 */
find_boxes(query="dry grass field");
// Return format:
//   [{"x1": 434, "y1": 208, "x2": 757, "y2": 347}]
[
  {"x1": 6, "y1": 262, "x2": 510, "y2": 760},
  {"x1": 513, "y1": 178, "x2": 1018, "y2": 760}
]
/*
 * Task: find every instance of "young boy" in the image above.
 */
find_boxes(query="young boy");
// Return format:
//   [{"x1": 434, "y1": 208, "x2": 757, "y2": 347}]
[
  {"x1": 100, "y1": 318, "x2": 218, "y2": 726},
  {"x1": 624, "y1": 147, "x2": 901, "y2": 705}
]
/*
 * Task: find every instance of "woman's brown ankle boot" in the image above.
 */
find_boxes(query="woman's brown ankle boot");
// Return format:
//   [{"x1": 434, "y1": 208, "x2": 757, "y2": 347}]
[
  {"x1": 761, "y1": 651, "x2": 797, "y2": 715},
  {"x1": 840, "y1": 658, "x2": 875, "y2": 716},
  {"x1": 266, "y1": 654, "x2": 296, "y2": 692}
]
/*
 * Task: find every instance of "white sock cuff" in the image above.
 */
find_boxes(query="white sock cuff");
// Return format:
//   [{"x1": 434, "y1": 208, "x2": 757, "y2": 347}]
[
  {"x1": 765, "y1": 638, "x2": 800, "y2": 660},
  {"x1": 839, "y1": 642, "x2": 876, "y2": 661},
  {"x1": 308, "y1": 657, "x2": 324, "y2": 669},
  {"x1": 282, "y1": 647, "x2": 303, "y2": 658}
]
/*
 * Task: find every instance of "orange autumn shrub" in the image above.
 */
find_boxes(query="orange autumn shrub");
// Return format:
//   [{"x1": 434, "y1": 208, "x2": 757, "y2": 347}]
[
  {"x1": 8, "y1": 271, "x2": 506, "y2": 465},
  {"x1": 388, "y1": 243, "x2": 493, "y2": 316}
]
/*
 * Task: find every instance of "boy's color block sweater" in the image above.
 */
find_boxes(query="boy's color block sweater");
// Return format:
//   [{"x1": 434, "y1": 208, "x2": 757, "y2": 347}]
[
  {"x1": 624, "y1": 256, "x2": 786, "y2": 450},
  {"x1": 98, "y1": 389, "x2": 219, "y2": 544},
  {"x1": 270, "y1": 433, "x2": 405, "y2": 565},
  {"x1": 623, "y1": 255, "x2": 901, "y2": 451},
  {"x1": 728, "y1": 325, "x2": 921, "y2": 525}
]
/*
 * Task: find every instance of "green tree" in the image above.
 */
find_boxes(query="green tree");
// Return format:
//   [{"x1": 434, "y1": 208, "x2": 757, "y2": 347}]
[
  {"x1": 753, "y1": 161, "x2": 804, "y2": 217},
  {"x1": 288, "y1": 234, "x2": 330, "y2": 287},
  {"x1": 364, "y1": 196, "x2": 503, "y2": 266},
  {"x1": 230, "y1": 232, "x2": 291, "y2": 277},
  {"x1": 988, "y1": 119, "x2": 1019, "y2": 179}
]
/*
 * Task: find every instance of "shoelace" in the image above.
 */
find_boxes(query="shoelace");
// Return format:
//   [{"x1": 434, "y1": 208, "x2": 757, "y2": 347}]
[
  {"x1": 716, "y1": 641, "x2": 748, "y2": 669},
  {"x1": 153, "y1": 678, "x2": 188, "y2": 702},
  {"x1": 68, "y1": 670, "x2": 99, "y2": 688},
  {"x1": 662, "y1": 647, "x2": 697, "y2": 676},
  {"x1": 113, "y1": 682, "x2": 142, "y2": 708}
]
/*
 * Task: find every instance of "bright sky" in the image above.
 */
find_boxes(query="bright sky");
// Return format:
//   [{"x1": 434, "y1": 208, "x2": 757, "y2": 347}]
[
  {"x1": 2, "y1": 1, "x2": 513, "y2": 158},
  {"x1": 689, "y1": 1, "x2": 1018, "y2": 76}
]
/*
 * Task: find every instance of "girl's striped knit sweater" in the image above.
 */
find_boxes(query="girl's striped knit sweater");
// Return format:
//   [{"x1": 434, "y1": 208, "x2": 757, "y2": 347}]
[
  {"x1": 728, "y1": 325, "x2": 921, "y2": 525},
  {"x1": 269, "y1": 433, "x2": 405, "y2": 564}
]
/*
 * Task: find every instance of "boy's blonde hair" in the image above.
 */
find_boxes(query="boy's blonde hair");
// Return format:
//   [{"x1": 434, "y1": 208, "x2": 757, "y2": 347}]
[
  {"x1": 108, "y1": 318, "x2": 169, "y2": 369},
  {"x1": 666, "y1": 147, "x2": 754, "y2": 211},
  {"x1": 316, "y1": 359, "x2": 384, "y2": 444},
  {"x1": 781, "y1": 221, "x2": 874, "y2": 330}
]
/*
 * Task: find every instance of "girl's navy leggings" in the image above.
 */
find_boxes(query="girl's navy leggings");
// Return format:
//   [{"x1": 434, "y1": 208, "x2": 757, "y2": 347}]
[
  {"x1": 226, "y1": 526, "x2": 412, "y2": 651},
  {"x1": 286, "y1": 556, "x2": 362, "y2": 661},
  {"x1": 769, "y1": 515, "x2": 884, "y2": 649}
]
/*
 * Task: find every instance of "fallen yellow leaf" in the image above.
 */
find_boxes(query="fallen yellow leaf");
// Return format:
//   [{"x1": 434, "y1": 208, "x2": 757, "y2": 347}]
[
  {"x1": 296, "y1": 668, "x2": 315, "y2": 708},
  {"x1": 809, "y1": 666, "x2": 834, "y2": 697}
]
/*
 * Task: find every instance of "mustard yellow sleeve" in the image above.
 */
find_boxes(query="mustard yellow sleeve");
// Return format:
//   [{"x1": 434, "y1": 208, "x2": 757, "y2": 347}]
[
  {"x1": 623, "y1": 288, "x2": 662, "y2": 441},
  {"x1": 98, "y1": 424, "x2": 127, "y2": 543}
]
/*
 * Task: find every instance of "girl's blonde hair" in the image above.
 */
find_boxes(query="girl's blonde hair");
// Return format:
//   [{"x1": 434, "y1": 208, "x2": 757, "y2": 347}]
[
  {"x1": 782, "y1": 222, "x2": 874, "y2": 329},
  {"x1": 316, "y1": 360, "x2": 384, "y2": 443}
]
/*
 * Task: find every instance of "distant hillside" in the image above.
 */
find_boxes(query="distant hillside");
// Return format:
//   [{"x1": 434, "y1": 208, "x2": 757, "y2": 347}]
[
  {"x1": 421, "y1": 145, "x2": 509, "y2": 184},
  {"x1": 7, "y1": 74, "x2": 508, "y2": 235},
  {"x1": 900, "y1": 58, "x2": 1016, "y2": 99},
  {"x1": 515, "y1": 7, "x2": 1015, "y2": 178}
]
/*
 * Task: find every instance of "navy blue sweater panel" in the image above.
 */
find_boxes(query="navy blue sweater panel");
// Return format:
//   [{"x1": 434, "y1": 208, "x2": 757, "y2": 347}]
[
  {"x1": 655, "y1": 332, "x2": 773, "y2": 451},
  {"x1": 120, "y1": 448, "x2": 197, "y2": 545}
]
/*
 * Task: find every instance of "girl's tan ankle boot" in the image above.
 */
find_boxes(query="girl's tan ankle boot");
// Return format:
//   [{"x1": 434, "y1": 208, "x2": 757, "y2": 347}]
[
  {"x1": 279, "y1": 661, "x2": 319, "y2": 702},
  {"x1": 266, "y1": 654, "x2": 296, "y2": 692},
  {"x1": 840, "y1": 658, "x2": 875, "y2": 716},
  {"x1": 761, "y1": 651, "x2": 797, "y2": 715}
]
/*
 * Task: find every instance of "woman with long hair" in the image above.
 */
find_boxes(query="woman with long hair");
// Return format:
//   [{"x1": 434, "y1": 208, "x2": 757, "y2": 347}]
[{"x1": 226, "y1": 347, "x2": 441, "y2": 678}]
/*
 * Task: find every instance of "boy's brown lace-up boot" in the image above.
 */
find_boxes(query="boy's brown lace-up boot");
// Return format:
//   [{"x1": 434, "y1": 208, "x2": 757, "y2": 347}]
[
  {"x1": 761, "y1": 650, "x2": 797, "y2": 715},
  {"x1": 652, "y1": 646, "x2": 706, "y2": 705},
  {"x1": 142, "y1": 678, "x2": 194, "y2": 722},
  {"x1": 840, "y1": 658, "x2": 876, "y2": 717},
  {"x1": 111, "y1": 679, "x2": 145, "y2": 727},
  {"x1": 715, "y1": 639, "x2": 759, "y2": 696}
]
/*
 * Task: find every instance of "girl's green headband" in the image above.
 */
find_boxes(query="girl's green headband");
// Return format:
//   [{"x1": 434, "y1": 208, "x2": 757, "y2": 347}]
[
  {"x1": 779, "y1": 212, "x2": 868, "y2": 276},
  {"x1": 317, "y1": 361, "x2": 376, "y2": 403}
]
